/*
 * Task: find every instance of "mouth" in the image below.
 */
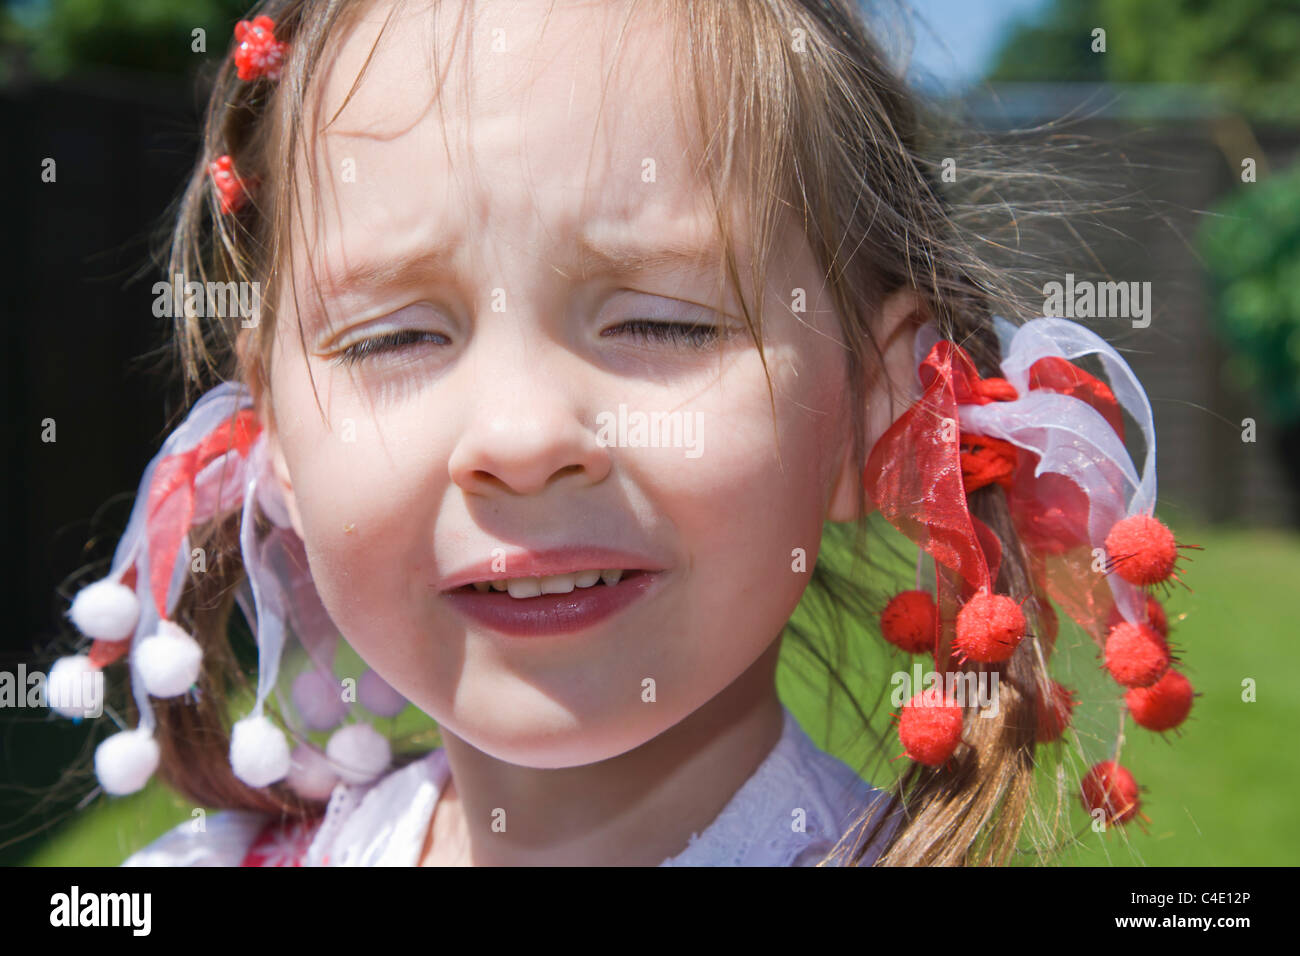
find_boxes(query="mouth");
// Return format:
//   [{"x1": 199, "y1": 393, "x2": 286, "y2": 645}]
[
  {"x1": 441, "y1": 568, "x2": 663, "y2": 637},
  {"x1": 447, "y1": 567, "x2": 649, "y2": 597}
]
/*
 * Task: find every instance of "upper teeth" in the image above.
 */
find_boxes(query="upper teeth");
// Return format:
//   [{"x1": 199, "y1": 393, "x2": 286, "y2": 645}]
[{"x1": 470, "y1": 568, "x2": 626, "y2": 597}]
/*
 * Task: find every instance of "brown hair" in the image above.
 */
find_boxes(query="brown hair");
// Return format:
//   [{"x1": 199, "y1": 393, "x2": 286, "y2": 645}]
[{"x1": 65, "y1": 0, "x2": 1112, "y2": 863}]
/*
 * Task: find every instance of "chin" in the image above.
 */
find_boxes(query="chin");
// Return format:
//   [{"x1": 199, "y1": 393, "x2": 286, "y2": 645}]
[{"x1": 437, "y1": 699, "x2": 674, "y2": 769}]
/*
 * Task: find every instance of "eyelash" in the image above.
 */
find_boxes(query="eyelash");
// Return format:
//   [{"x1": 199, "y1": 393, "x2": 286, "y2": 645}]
[
  {"x1": 334, "y1": 330, "x2": 444, "y2": 367},
  {"x1": 604, "y1": 319, "x2": 724, "y2": 349},
  {"x1": 333, "y1": 320, "x2": 725, "y2": 366}
]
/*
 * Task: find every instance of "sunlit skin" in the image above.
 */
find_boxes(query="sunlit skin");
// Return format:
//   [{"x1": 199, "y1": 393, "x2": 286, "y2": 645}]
[{"x1": 249, "y1": 0, "x2": 918, "y2": 865}]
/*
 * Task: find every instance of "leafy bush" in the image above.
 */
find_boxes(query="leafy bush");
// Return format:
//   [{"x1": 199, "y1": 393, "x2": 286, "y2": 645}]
[{"x1": 1199, "y1": 162, "x2": 1300, "y2": 425}]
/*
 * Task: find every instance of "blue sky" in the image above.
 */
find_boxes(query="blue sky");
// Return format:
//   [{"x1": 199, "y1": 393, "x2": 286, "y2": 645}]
[{"x1": 903, "y1": 0, "x2": 1051, "y2": 89}]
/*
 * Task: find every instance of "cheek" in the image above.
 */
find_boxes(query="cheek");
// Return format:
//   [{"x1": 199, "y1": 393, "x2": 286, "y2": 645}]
[
  {"x1": 648, "y1": 346, "x2": 842, "y2": 656},
  {"x1": 295, "y1": 444, "x2": 445, "y2": 651},
  {"x1": 269, "y1": 358, "x2": 444, "y2": 657}
]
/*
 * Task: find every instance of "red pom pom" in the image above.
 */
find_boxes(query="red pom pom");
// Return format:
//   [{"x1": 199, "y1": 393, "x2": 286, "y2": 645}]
[
  {"x1": 1105, "y1": 514, "x2": 1178, "y2": 586},
  {"x1": 1035, "y1": 680, "x2": 1077, "y2": 743},
  {"x1": 954, "y1": 591, "x2": 1026, "y2": 663},
  {"x1": 1126, "y1": 669, "x2": 1194, "y2": 731},
  {"x1": 1080, "y1": 761, "x2": 1141, "y2": 826},
  {"x1": 1104, "y1": 621, "x2": 1170, "y2": 688},
  {"x1": 880, "y1": 590, "x2": 937, "y2": 654},
  {"x1": 1106, "y1": 594, "x2": 1169, "y2": 639},
  {"x1": 233, "y1": 15, "x2": 288, "y2": 81},
  {"x1": 898, "y1": 691, "x2": 964, "y2": 766}
]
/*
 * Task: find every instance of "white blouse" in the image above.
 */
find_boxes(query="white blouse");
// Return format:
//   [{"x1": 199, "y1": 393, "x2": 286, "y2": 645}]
[{"x1": 122, "y1": 705, "x2": 896, "y2": 866}]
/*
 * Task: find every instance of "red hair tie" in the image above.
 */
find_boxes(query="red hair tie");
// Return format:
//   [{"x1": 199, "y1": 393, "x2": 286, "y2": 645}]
[
  {"x1": 209, "y1": 16, "x2": 288, "y2": 215},
  {"x1": 233, "y1": 15, "x2": 288, "y2": 82},
  {"x1": 207, "y1": 154, "x2": 257, "y2": 215}
]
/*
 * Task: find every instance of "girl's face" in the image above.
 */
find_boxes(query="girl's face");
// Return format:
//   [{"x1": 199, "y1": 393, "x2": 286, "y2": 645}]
[{"x1": 259, "y1": 0, "x2": 891, "y2": 767}]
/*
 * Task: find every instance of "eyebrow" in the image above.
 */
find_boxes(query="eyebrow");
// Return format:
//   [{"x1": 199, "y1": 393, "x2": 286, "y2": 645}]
[
  {"x1": 316, "y1": 228, "x2": 727, "y2": 296},
  {"x1": 316, "y1": 239, "x2": 459, "y2": 298},
  {"x1": 571, "y1": 231, "x2": 726, "y2": 278}
]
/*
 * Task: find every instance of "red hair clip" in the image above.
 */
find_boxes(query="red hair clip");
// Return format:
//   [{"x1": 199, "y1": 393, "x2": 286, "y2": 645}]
[
  {"x1": 207, "y1": 154, "x2": 257, "y2": 215},
  {"x1": 233, "y1": 15, "x2": 288, "y2": 82}
]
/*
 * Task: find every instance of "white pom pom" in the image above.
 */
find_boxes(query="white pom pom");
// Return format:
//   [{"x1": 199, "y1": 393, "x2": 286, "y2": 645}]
[
  {"x1": 95, "y1": 727, "x2": 159, "y2": 796},
  {"x1": 325, "y1": 723, "x2": 391, "y2": 785},
  {"x1": 46, "y1": 655, "x2": 104, "y2": 719},
  {"x1": 68, "y1": 579, "x2": 140, "y2": 642},
  {"x1": 292, "y1": 669, "x2": 348, "y2": 731},
  {"x1": 358, "y1": 669, "x2": 407, "y2": 718},
  {"x1": 230, "y1": 715, "x2": 292, "y2": 788},
  {"x1": 134, "y1": 620, "x2": 202, "y2": 698},
  {"x1": 286, "y1": 743, "x2": 341, "y2": 801}
]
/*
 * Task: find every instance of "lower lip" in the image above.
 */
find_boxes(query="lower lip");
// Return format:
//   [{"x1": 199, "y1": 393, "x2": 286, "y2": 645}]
[{"x1": 441, "y1": 571, "x2": 664, "y2": 637}]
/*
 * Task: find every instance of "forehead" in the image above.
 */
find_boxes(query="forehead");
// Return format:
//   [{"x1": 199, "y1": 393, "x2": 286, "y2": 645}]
[{"x1": 290, "y1": 0, "x2": 728, "y2": 285}]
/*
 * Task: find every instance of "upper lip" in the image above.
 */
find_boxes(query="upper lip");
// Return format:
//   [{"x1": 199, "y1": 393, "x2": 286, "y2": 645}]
[{"x1": 437, "y1": 547, "x2": 668, "y2": 592}]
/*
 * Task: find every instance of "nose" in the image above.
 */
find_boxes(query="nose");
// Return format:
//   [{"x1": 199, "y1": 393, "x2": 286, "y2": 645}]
[{"x1": 446, "y1": 344, "x2": 613, "y2": 497}]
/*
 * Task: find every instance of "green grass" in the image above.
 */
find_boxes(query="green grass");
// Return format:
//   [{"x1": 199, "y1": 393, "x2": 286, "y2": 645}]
[
  {"x1": 23, "y1": 521, "x2": 1300, "y2": 866},
  {"x1": 1017, "y1": 522, "x2": 1300, "y2": 866}
]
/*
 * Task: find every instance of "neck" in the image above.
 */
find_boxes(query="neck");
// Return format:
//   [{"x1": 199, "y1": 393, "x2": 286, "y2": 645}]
[{"x1": 421, "y1": 638, "x2": 786, "y2": 866}]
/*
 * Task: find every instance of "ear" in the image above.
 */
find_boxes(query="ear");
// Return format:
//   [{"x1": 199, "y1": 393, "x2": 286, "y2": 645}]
[
  {"x1": 238, "y1": 328, "x2": 307, "y2": 541},
  {"x1": 825, "y1": 288, "x2": 924, "y2": 523}
]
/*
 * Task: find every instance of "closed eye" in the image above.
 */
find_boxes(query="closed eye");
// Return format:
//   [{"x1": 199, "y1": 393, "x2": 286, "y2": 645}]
[
  {"x1": 332, "y1": 319, "x2": 732, "y2": 367},
  {"x1": 603, "y1": 319, "x2": 728, "y2": 349},
  {"x1": 333, "y1": 329, "x2": 448, "y2": 367}
]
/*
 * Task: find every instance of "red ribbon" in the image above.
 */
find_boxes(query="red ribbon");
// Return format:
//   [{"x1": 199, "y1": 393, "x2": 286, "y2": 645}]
[
  {"x1": 144, "y1": 409, "x2": 262, "y2": 620},
  {"x1": 865, "y1": 341, "x2": 1001, "y2": 598}
]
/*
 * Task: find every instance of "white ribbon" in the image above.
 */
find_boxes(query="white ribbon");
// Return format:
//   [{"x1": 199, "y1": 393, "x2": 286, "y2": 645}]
[
  {"x1": 991, "y1": 316, "x2": 1157, "y2": 517},
  {"x1": 107, "y1": 381, "x2": 315, "y2": 732},
  {"x1": 110, "y1": 383, "x2": 251, "y2": 731}
]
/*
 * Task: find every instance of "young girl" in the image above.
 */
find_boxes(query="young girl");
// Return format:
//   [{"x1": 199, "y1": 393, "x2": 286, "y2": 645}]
[{"x1": 44, "y1": 0, "x2": 1195, "y2": 866}]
